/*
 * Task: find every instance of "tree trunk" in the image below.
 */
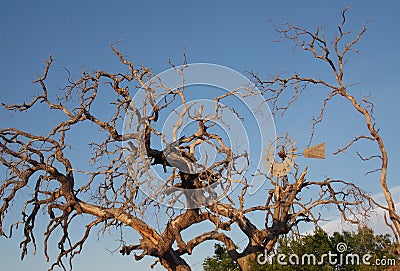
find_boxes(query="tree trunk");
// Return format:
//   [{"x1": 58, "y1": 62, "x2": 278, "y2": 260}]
[
  {"x1": 383, "y1": 261, "x2": 400, "y2": 271},
  {"x1": 236, "y1": 253, "x2": 256, "y2": 271},
  {"x1": 160, "y1": 249, "x2": 192, "y2": 271}
]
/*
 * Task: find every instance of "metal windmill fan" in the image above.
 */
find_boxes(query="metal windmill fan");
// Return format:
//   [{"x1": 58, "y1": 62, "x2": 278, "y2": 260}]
[
  {"x1": 264, "y1": 133, "x2": 326, "y2": 177},
  {"x1": 264, "y1": 134, "x2": 298, "y2": 177}
]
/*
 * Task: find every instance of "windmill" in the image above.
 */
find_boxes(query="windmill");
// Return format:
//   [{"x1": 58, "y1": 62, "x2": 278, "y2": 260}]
[
  {"x1": 264, "y1": 133, "x2": 326, "y2": 178},
  {"x1": 264, "y1": 133, "x2": 326, "y2": 238}
]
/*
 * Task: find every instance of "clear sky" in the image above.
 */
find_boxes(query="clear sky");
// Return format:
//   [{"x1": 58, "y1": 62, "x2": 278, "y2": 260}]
[{"x1": 1, "y1": 1, "x2": 400, "y2": 271}]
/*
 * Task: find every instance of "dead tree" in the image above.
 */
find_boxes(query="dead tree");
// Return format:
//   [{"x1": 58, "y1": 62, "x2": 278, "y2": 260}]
[
  {"x1": 251, "y1": 6, "x2": 400, "y2": 255},
  {"x1": 0, "y1": 40, "x2": 371, "y2": 270}
]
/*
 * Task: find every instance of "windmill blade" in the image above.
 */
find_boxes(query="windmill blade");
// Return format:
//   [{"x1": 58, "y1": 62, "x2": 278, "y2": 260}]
[
  {"x1": 272, "y1": 162, "x2": 284, "y2": 177},
  {"x1": 266, "y1": 143, "x2": 275, "y2": 153},
  {"x1": 288, "y1": 140, "x2": 297, "y2": 148},
  {"x1": 264, "y1": 152, "x2": 275, "y2": 160},
  {"x1": 265, "y1": 150, "x2": 274, "y2": 156},
  {"x1": 286, "y1": 153, "x2": 299, "y2": 160},
  {"x1": 277, "y1": 137, "x2": 282, "y2": 147},
  {"x1": 284, "y1": 158, "x2": 296, "y2": 169},
  {"x1": 283, "y1": 161, "x2": 292, "y2": 172}
]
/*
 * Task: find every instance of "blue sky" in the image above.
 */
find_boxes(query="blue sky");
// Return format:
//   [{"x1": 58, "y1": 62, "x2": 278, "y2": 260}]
[{"x1": 1, "y1": 1, "x2": 400, "y2": 271}]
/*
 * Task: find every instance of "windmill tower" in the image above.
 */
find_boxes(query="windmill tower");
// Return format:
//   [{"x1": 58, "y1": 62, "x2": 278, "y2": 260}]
[{"x1": 264, "y1": 133, "x2": 326, "y2": 237}]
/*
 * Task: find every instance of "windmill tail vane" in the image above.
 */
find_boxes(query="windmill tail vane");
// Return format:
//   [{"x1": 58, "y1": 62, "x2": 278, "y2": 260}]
[{"x1": 303, "y1": 143, "x2": 326, "y2": 159}]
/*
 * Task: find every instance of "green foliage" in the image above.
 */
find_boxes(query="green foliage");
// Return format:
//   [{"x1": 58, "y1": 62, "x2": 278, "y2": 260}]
[
  {"x1": 203, "y1": 244, "x2": 239, "y2": 271},
  {"x1": 251, "y1": 227, "x2": 334, "y2": 271},
  {"x1": 204, "y1": 226, "x2": 398, "y2": 271},
  {"x1": 251, "y1": 225, "x2": 398, "y2": 271}
]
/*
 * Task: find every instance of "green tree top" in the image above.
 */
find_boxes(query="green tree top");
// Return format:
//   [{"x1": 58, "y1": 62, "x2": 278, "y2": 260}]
[{"x1": 204, "y1": 226, "x2": 398, "y2": 271}]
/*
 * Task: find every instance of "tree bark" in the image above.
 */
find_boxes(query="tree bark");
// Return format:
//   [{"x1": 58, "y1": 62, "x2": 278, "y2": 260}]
[
  {"x1": 236, "y1": 253, "x2": 256, "y2": 271},
  {"x1": 160, "y1": 249, "x2": 191, "y2": 271},
  {"x1": 383, "y1": 261, "x2": 400, "y2": 271}
]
